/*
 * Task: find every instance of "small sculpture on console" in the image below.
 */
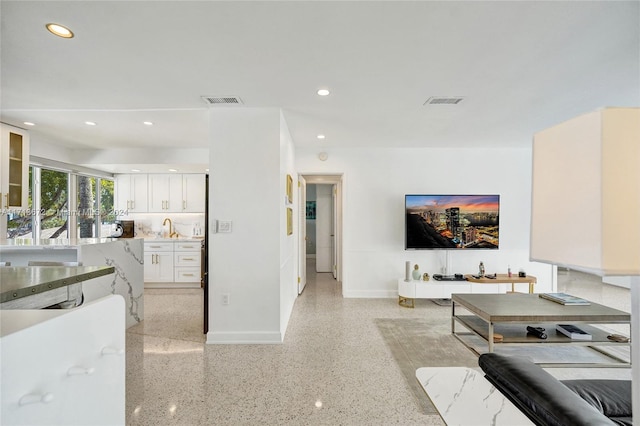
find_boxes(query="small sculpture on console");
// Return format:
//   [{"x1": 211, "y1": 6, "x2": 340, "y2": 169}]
[
  {"x1": 423, "y1": 273, "x2": 430, "y2": 281},
  {"x1": 412, "y1": 264, "x2": 421, "y2": 280}
]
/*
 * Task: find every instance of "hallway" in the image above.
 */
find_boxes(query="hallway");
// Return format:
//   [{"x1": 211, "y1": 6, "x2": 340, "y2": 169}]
[{"x1": 126, "y1": 261, "x2": 442, "y2": 425}]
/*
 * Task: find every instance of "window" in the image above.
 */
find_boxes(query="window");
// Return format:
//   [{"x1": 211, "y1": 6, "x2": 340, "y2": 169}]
[
  {"x1": 76, "y1": 176, "x2": 115, "y2": 238},
  {"x1": 6, "y1": 168, "x2": 33, "y2": 239},
  {"x1": 99, "y1": 178, "x2": 115, "y2": 236},
  {"x1": 40, "y1": 168, "x2": 69, "y2": 239},
  {"x1": 3, "y1": 164, "x2": 114, "y2": 239}
]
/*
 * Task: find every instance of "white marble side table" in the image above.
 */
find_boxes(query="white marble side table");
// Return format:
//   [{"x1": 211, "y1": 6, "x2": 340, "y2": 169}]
[{"x1": 416, "y1": 367, "x2": 533, "y2": 425}]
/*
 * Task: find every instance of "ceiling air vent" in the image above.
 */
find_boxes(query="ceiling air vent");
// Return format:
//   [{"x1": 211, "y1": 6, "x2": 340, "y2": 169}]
[
  {"x1": 201, "y1": 96, "x2": 244, "y2": 105},
  {"x1": 424, "y1": 96, "x2": 465, "y2": 105}
]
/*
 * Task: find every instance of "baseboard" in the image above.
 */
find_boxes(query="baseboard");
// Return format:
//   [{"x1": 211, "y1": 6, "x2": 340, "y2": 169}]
[
  {"x1": 144, "y1": 282, "x2": 201, "y2": 289},
  {"x1": 342, "y1": 289, "x2": 398, "y2": 298},
  {"x1": 206, "y1": 330, "x2": 283, "y2": 344}
]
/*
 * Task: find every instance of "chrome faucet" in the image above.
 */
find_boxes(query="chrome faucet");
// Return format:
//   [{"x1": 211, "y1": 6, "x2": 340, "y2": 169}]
[{"x1": 162, "y1": 218, "x2": 179, "y2": 238}]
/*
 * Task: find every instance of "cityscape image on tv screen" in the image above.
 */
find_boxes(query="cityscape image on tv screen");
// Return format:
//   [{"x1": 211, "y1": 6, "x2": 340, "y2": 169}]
[{"x1": 405, "y1": 194, "x2": 500, "y2": 249}]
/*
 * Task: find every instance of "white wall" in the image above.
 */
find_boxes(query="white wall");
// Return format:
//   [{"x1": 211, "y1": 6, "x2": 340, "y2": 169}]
[
  {"x1": 279, "y1": 111, "x2": 297, "y2": 337},
  {"x1": 306, "y1": 185, "x2": 317, "y2": 255},
  {"x1": 315, "y1": 184, "x2": 333, "y2": 272},
  {"x1": 207, "y1": 108, "x2": 282, "y2": 343},
  {"x1": 296, "y1": 147, "x2": 554, "y2": 297},
  {"x1": 207, "y1": 108, "x2": 298, "y2": 344}
]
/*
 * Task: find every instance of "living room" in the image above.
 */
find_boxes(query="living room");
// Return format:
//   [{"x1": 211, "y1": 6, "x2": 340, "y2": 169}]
[{"x1": 1, "y1": 1, "x2": 639, "y2": 425}]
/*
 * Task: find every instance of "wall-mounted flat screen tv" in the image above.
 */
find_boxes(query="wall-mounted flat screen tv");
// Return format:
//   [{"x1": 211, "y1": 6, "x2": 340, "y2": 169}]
[{"x1": 405, "y1": 194, "x2": 500, "y2": 249}]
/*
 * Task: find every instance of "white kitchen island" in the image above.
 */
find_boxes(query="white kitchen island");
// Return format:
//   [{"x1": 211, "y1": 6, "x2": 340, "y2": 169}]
[{"x1": 0, "y1": 238, "x2": 144, "y2": 328}]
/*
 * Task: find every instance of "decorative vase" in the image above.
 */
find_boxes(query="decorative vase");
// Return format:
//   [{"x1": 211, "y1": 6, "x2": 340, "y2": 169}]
[{"x1": 412, "y1": 264, "x2": 421, "y2": 280}]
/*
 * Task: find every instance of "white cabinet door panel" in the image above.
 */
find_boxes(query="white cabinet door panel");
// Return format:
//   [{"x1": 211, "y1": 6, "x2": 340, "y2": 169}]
[{"x1": 0, "y1": 296, "x2": 125, "y2": 425}]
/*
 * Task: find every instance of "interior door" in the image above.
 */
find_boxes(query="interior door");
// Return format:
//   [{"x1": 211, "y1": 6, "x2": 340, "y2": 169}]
[
  {"x1": 298, "y1": 175, "x2": 307, "y2": 294},
  {"x1": 332, "y1": 184, "x2": 337, "y2": 279}
]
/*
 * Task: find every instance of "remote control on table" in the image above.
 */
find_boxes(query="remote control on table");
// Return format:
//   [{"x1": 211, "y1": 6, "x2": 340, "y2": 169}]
[{"x1": 526, "y1": 326, "x2": 547, "y2": 339}]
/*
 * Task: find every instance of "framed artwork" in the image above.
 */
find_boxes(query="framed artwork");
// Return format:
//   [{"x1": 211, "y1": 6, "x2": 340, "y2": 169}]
[
  {"x1": 286, "y1": 174, "x2": 293, "y2": 204},
  {"x1": 286, "y1": 207, "x2": 293, "y2": 235},
  {"x1": 306, "y1": 201, "x2": 316, "y2": 219}
]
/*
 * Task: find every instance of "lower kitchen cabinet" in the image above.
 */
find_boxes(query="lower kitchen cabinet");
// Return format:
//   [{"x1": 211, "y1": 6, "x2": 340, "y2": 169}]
[
  {"x1": 144, "y1": 242, "x2": 174, "y2": 283},
  {"x1": 144, "y1": 240, "x2": 201, "y2": 287}
]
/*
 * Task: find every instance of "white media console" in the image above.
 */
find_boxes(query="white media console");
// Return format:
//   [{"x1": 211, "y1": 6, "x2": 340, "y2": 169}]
[{"x1": 398, "y1": 278, "x2": 510, "y2": 308}]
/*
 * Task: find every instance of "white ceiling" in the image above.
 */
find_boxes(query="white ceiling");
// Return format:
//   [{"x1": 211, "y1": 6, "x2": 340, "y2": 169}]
[{"x1": 1, "y1": 1, "x2": 638, "y2": 173}]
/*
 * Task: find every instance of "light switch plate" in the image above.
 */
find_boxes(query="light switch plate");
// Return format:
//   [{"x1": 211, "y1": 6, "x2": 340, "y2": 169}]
[{"x1": 218, "y1": 221, "x2": 232, "y2": 233}]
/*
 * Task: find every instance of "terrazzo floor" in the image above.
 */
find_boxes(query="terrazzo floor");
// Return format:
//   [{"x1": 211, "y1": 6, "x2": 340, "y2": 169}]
[{"x1": 125, "y1": 265, "x2": 631, "y2": 425}]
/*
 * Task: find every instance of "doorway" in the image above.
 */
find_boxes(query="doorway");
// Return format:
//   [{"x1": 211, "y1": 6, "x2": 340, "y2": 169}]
[{"x1": 298, "y1": 174, "x2": 343, "y2": 295}]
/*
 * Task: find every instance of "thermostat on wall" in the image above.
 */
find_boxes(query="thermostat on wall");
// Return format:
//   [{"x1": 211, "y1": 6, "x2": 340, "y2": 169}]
[{"x1": 215, "y1": 220, "x2": 232, "y2": 233}]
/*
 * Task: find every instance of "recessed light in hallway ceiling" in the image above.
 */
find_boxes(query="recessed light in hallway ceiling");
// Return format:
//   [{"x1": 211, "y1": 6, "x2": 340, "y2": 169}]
[
  {"x1": 85, "y1": 121, "x2": 96, "y2": 126},
  {"x1": 423, "y1": 96, "x2": 465, "y2": 105},
  {"x1": 317, "y1": 89, "x2": 330, "y2": 96},
  {"x1": 317, "y1": 134, "x2": 325, "y2": 140},
  {"x1": 46, "y1": 23, "x2": 74, "y2": 38}
]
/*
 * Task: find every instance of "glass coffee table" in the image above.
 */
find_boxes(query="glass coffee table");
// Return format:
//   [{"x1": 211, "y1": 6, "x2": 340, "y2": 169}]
[{"x1": 451, "y1": 293, "x2": 631, "y2": 367}]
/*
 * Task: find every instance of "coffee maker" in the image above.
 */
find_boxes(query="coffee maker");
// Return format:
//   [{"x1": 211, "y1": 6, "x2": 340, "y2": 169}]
[{"x1": 114, "y1": 220, "x2": 135, "y2": 238}]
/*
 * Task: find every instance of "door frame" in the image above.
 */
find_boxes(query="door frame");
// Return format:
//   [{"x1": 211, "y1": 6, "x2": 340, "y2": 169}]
[
  {"x1": 298, "y1": 174, "x2": 344, "y2": 285},
  {"x1": 297, "y1": 175, "x2": 307, "y2": 294}
]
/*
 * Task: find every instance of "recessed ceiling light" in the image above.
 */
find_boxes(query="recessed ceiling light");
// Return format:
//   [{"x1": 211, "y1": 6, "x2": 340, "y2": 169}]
[
  {"x1": 205, "y1": 168, "x2": 210, "y2": 172},
  {"x1": 85, "y1": 121, "x2": 97, "y2": 126},
  {"x1": 317, "y1": 134, "x2": 325, "y2": 139},
  {"x1": 23, "y1": 122, "x2": 35, "y2": 126},
  {"x1": 131, "y1": 169, "x2": 141, "y2": 172},
  {"x1": 168, "y1": 168, "x2": 178, "y2": 172},
  {"x1": 317, "y1": 89, "x2": 330, "y2": 96},
  {"x1": 46, "y1": 23, "x2": 74, "y2": 38},
  {"x1": 143, "y1": 121, "x2": 153, "y2": 126}
]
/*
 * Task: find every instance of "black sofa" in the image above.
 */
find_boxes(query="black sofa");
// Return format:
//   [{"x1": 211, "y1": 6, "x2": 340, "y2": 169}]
[{"x1": 479, "y1": 353, "x2": 631, "y2": 426}]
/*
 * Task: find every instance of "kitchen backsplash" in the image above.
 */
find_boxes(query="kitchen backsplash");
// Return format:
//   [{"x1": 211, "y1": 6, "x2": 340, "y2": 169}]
[{"x1": 117, "y1": 213, "x2": 205, "y2": 239}]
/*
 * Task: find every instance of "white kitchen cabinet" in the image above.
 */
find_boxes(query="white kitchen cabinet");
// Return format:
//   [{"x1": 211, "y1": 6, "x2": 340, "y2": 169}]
[
  {"x1": 182, "y1": 174, "x2": 205, "y2": 212},
  {"x1": 174, "y1": 241, "x2": 201, "y2": 284},
  {"x1": 144, "y1": 240, "x2": 201, "y2": 287},
  {"x1": 148, "y1": 174, "x2": 183, "y2": 212},
  {"x1": 144, "y1": 242, "x2": 174, "y2": 282},
  {"x1": 115, "y1": 174, "x2": 148, "y2": 212},
  {"x1": 115, "y1": 173, "x2": 204, "y2": 213},
  {"x1": 0, "y1": 295, "x2": 125, "y2": 426},
  {"x1": 0, "y1": 123, "x2": 30, "y2": 209}
]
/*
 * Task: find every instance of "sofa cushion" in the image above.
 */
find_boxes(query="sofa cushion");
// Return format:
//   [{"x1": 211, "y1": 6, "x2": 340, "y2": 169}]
[
  {"x1": 479, "y1": 353, "x2": 617, "y2": 426},
  {"x1": 562, "y1": 380, "x2": 631, "y2": 423}
]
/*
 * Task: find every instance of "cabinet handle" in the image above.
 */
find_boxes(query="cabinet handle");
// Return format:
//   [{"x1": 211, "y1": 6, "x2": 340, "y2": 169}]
[
  {"x1": 149, "y1": 245, "x2": 161, "y2": 248},
  {"x1": 183, "y1": 200, "x2": 186, "y2": 210},
  {"x1": 131, "y1": 200, "x2": 135, "y2": 210},
  {"x1": 183, "y1": 258, "x2": 194, "y2": 261},
  {"x1": 183, "y1": 273, "x2": 194, "y2": 277},
  {"x1": 19, "y1": 393, "x2": 54, "y2": 406},
  {"x1": 67, "y1": 366, "x2": 95, "y2": 376},
  {"x1": 101, "y1": 346, "x2": 125, "y2": 356},
  {"x1": 4, "y1": 193, "x2": 9, "y2": 208}
]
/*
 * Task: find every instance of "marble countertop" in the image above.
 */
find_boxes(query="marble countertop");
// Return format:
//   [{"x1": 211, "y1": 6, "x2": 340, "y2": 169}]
[
  {"x1": 0, "y1": 238, "x2": 121, "y2": 249},
  {"x1": 141, "y1": 237, "x2": 204, "y2": 242},
  {"x1": 0, "y1": 265, "x2": 116, "y2": 304}
]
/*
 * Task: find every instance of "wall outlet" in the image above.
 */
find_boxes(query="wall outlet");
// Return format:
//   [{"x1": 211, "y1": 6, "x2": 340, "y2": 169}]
[{"x1": 222, "y1": 293, "x2": 229, "y2": 305}]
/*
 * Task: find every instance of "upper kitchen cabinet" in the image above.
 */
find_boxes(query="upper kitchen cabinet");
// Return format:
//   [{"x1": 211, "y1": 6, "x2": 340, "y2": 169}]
[
  {"x1": 0, "y1": 124, "x2": 30, "y2": 209},
  {"x1": 115, "y1": 174, "x2": 148, "y2": 213},
  {"x1": 148, "y1": 174, "x2": 205, "y2": 213},
  {"x1": 182, "y1": 174, "x2": 205, "y2": 212},
  {"x1": 148, "y1": 174, "x2": 183, "y2": 212}
]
